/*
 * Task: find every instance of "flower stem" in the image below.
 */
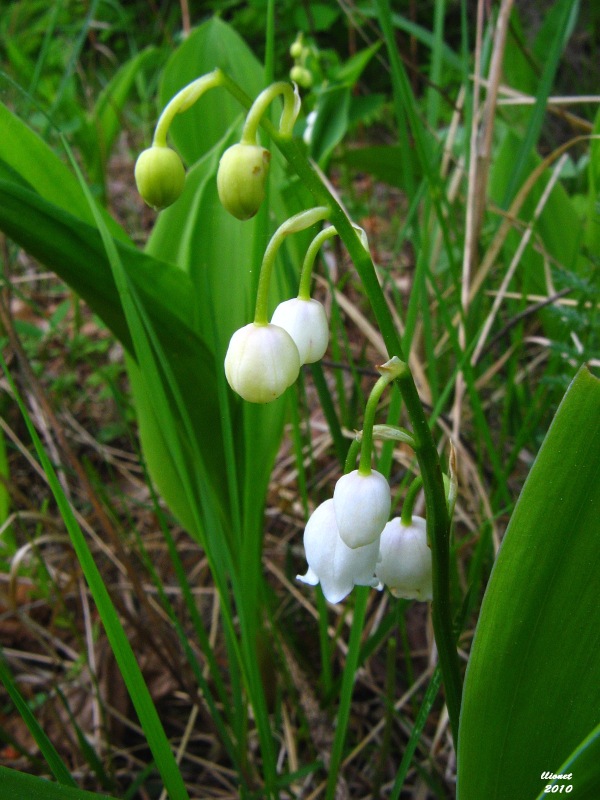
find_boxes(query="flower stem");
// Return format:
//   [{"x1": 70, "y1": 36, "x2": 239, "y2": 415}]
[
  {"x1": 358, "y1": 358, "x2": 406, "y2": 476},
  {"x1": 253, "y1": 207, "x2": 330, "y2": 325},
  {"x1": 401, "y1": 476, "x2": 423, "y2": 526},
  {"x1": 153, "y1": 70, "x2": 224, "y2": 147},
  {"x1": 395, "y1": 368, "x2": 461, "y2": 742},
  {"x1": 241, "y1": 82, "x2": 299, "y2": 144},
  {"x1": 298, "y1": 226, "x2": 338, "y2": 300},
  {"x1": 344, "y1": 438, "x2": 361, "y2": 476}
]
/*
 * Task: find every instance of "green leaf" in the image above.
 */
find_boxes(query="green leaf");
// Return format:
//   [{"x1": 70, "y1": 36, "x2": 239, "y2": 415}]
[
  {"x1": 335, "y1": 145, "x2": 410, "y2": 189},
  {"x1": 293, "y1": 2, "x2": 340, "y2": 32},
  {"x1": 0, "y1": 178, "x2": 229, "y2": 531},
  {"x1": 0, "y1": 101, "x2": 126, "y2": 241},
  {"x1": 0, "y1": 765, "x2": 118, "y2": 800},
  {"x1": 488, "y1": 124, "x2": 586, "y2": 341},
  {"x1": 309, "y1": 86, "x2": 351, "y2": 167},
  {"x1": 332, "y1": 41, "x2": 381, "y2": 86},
  {"x1": 359, "y1": 6, "x2": 463, "y2": 72},
  {"x1": 533, "y1": 721, "x2": 600, "y2": 800},
  {"x1": 0, "y1": 655, "x2": 76, "y2": 787},
  {"x1": 501, "y1": 0, "x2": 580, "y2": 205},
  {"x1": 585, "y1": 106, "x2": 600, "y2": 253},
  {"x1": 457, "y1": 366, "x2": 600, "y2": 800},
  {"x1": 0, "y1": 179, "x2": 198, "y2": 350}
]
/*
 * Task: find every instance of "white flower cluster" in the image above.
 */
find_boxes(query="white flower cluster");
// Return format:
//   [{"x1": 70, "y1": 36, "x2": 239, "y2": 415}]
[
  {"x1": 224, "y1": 297, "x2": 329, "y2": 403},
  {"x1": 297, "y1": 470, "x2": 433, "y2": 604}
]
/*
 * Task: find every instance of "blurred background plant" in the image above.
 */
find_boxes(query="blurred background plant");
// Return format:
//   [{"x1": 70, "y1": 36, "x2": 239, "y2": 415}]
[{"x1": 0, "y1": 0, "x2": 599, "y2": 798}]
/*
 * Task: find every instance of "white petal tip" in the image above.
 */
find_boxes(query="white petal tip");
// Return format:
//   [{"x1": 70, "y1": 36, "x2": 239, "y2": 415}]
[{"x1": 296, "y1": 568, "x2": 319, "y2": 587}]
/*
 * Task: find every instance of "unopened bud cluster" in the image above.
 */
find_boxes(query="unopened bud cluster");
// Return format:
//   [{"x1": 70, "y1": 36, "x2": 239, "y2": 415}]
[
  {"x1": 289, "y1": 34, "x2": 313, "y2": 88},
  {"x1": 135, "y1": 73, "x2": 299, "y2": 219}
]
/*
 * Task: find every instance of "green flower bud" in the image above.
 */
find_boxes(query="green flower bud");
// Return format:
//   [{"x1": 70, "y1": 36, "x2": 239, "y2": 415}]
[
  {"x1": 216, "y1": 143, "x2": 271, "y2": 220},
  {"x1": 290, "y1": 65, "x2": 313, "y2": 88},
  {"x1": 134, "y1": 146, "x2": 185, "y2": 210},
  {"x1": 290, "y1": 41, "x2": 303, "y2": 59}
]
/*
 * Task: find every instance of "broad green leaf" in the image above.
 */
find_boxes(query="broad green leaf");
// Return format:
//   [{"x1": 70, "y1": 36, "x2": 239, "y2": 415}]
[
  {"x1": 533, "y1": 722, "x2": 600, "y2": 800},
  {"x1": 158, "y1": 18, "x2": 264, "y2": 166},
  {"x1": 332, "y1": 41, "x2": 381, "y2": 87},
  {"x1": 0, "y1": 765, "x2": 118, "y2": 800},
  {"x1": 293, "y1": 2, "x2": 340, "y2": 31},
  {"x1": 348, "y1": 94, "x2": 385, "y2": 128},
  {"x1": 0, "y1": 179, "x2": 229, "y2": 529},
  {"x1": 0, "y1": 180, "x2": 198, "y2": 349},
  {"x1": 0, "y1": 101, "x2": 127, "y2": 241},
  {"x1": 457, "y1": 365, "x2": 600, "y2": 800},
  {"x1": 335, "y1": 145, "x2": 410, "y2": 189}
]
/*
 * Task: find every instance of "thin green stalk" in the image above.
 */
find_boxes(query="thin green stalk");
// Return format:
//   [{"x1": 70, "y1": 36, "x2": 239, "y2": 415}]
[
  {"x1": 309, "y1": 362, "x2": 348, "y2": 466},
  {"x1": 401, "y1": 476, "x2": 424, "y2": 526},
  {"x1": 325, "y1": 587, "x2": 369, "y2": 800},
  {"x1": 298, "y1": 226, "x2": 338, "y2": 299},
  {"x1": 264, "y1": 0, "x2": 275, "y2": 85},
  {"x1": 395, "y1": 369, "x2": 461, "y2": 742},
  {"x1": 316, "y1": 589, "x2": 333, "y2": 698},
  {"x1": 427, "y1": 0, "x2": 447, "y2": 128},
  {"x1": 0, "y1": 652, "x2": 77, "y2": 787},
  {"x1": 357, "y1": 359, "x2": 406, "y2": 475},
  {"x1": 153, "y1": 70, "x2": 224, "y2": 146},
  {"x1": 390, "y1": 667, "x2": 443, "y2": 799},
  {"x1": 242, "y1": 82, "x2": 298, "y2": 143},
  {"x1": 253, "y1": 207, "x2": 330, "y2": 324},
  {"x1": 344, "y1": 438, "x2": 361, "y2": 475}
]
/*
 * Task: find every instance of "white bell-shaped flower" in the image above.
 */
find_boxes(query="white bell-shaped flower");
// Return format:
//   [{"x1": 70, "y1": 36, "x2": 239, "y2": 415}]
[
  {"x1": 296, "y1": 499, "x2": 380, "y2": 603},
  {"x1": 270, "y1": 297, "x2": 329, "y2": 364},
  {"x1": 376, "y1": 516, "x2": 433, "y2": 601},
  {"x1": 333, "y1": 469, "x2": 391, "y2": 549},
  {"x1": 224, "y1": 322, "x2": 300, "y2": 403}
]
